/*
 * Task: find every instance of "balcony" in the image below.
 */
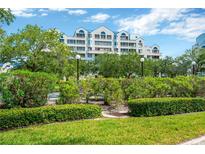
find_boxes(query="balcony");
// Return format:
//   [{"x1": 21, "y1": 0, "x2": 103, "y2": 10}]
[{"x1": 76, "y1": 34, "x2": 85, "y2": 38}]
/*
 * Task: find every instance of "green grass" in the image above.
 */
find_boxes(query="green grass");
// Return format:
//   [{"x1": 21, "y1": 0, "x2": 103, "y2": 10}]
[{"x1": 1, "y1": 112, "x2": 205, "y2": 145}]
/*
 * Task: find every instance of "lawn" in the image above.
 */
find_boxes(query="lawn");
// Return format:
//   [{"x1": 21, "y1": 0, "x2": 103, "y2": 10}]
[{"x1": 1, "y1": 112, "x2": 205, "y2": 145}]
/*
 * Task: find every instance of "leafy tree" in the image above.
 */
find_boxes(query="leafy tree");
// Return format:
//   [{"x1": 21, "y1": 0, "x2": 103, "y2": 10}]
[
  {"x1": 176, "y1": 48, "x2": 205, "y2": 74},
  {"x1": 119, "y1": 52, "x2": 140, "y2": 78},
  {"x1": 80, "y1": 60, "x2": 98, "y2": 76},
  {"x1": 0, "y1": 8, "x2": 15, "y2": 25},
  {"x1": 95, "y1": 53, "x2": 121, "y2": 77},
  {"x1": 0, "y1": 25, "x2": 75, "y2": 78}
]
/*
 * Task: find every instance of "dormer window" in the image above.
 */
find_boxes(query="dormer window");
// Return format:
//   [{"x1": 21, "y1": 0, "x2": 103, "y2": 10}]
[
  {"x1": 76, "y1": 30, "x2": 85, "y2": 38},
  {"x1": 120, "y1": 33, "x2": 128, "y2": 40},
  {"x1": 138, "y1": 40, "x2": 143, "y2": 47},
  {"x1": 152, "y1": 47, "x2": 159, "y2": 53}
]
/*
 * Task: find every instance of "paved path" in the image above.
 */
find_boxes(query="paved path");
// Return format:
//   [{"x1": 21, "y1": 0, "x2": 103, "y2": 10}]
[
  {"x1": 180, "y1": 135, "x2": 205, "y2": 145},
  {"x1": 101, "y1": 105, "x2": 130, "y2": 118}
]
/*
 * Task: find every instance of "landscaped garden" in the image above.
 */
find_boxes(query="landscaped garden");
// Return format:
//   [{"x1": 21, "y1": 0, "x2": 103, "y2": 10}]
[{"x1": 1, "y1": 8, "x2": 205, "y2": 145}]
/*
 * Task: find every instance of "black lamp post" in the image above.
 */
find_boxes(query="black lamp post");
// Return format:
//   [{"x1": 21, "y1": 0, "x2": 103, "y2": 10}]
[
  {"x1": 140, "y1": 57, "x2": 145, "y2": 77},
  {"x1": 192, "y1": 61, "x2": 196, "y2": 75},
  {"x1": 76, "y1": 54, "x2": 81, "y2": 82}
]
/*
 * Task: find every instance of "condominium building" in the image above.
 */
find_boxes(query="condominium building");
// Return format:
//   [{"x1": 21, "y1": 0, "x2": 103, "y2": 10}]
[
  {"x1": 193, "y1": 33, "x2": 205, "y2": 49},
  {"x1": 60, "y1": 26, "x2": 161, "y2": 60}
]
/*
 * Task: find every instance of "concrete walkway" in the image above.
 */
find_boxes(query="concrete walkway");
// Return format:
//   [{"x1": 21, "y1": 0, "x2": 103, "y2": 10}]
[
  {"x1": 101, "y1": 105, "x2": 130, "y2": 118},
  {"x1": 180, "y1": 135, "x2": 205, "y2": 145}
]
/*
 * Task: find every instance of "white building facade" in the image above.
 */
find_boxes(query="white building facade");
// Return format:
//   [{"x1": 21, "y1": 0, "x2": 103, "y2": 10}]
[{"x1": 60, "y1": 26, "x2": 161, "y2": 60}]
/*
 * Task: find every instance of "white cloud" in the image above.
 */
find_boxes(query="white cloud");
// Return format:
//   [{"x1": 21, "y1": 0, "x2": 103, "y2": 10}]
[
  {"x1": 48, "y1": 8, "x2": 68, "y2": 12},
  {"x1": 160, "y1": 15, "x2": 205, "y2": 42},
  {"x1": 116, "y1": 8, "x2": 205, "y2": 42},
  {"x1": 68, "y1": 9, "x2": 87, "y2": 15},
  {"x1": 11, "y1": 8, "x2": 36, "y2": 17},
  {"x1": 84, "y1": 13, "x2": 110, "y2": 23},
  {"x1": 38, "y1": 9, "x2": 48, "y2": 12},
  {"x1": 41, "y1": 13, "x2": 48, "y2": 16}
]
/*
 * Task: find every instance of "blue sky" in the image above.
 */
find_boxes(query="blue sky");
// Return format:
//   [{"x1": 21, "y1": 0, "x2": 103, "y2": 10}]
[{"x1": 2, "y1": 8, "x2": 205, "y2": 57}]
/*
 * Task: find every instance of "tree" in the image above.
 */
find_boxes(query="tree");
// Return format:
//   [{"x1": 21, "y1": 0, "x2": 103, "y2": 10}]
[
  {"x1": 119, "y1": 52, "x2": 140, "y2": 78},
  {"x1": 95, "y1": 53, "x2": 121, "y2": 77},
  {"x1": 0, "y1": 25, "x2": 75, "y2": 78},
  {"x1": 0, "y1": 8, "x2": 15, "y2": 26},
  {"x1": 176, "y1": 48, "x2": 205, "y2": 74},
  {"x1": 80, "y1": 60, "x2": 98, "y2": 76}
]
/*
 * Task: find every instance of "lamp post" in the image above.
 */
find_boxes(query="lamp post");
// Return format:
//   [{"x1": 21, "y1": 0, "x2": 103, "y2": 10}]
[
  {"x1": 140, "y1": 57, "x2": 145, "y2": 77},
  {"x1": 75, "y1": 54, "x2": 81, "y2": 82},
  {"x1": 191, "y1": 61, "x2": 196, "y2": 75}
]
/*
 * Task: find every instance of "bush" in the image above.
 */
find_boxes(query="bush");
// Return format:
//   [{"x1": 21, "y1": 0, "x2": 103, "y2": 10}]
[
  {"x1": 0, "y1": 70, "x2": 58, "y2": 108},
  {"x1": 128, "y1": 97, "x2": 205, "y2": 117},
  {"x1": 122, "y1": 76, "x2": 205, "y2": 100},
  {"x1": 80, "y1": 77, "x2": 123, "y2": 106},
  {"x1": 58, "y1": 80, "x2": 80, "y2": 104},
  {"x1": 0, "y1": 104, "x2": 101, "y2": 130},
  {"x1": 102, "y1": 78, "x2": 123, "y2": 106}
]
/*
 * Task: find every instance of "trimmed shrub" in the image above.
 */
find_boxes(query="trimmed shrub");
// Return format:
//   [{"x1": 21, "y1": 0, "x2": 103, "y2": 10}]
[
  {"x1": 0, "y1": 70, "x2": 58, "y2": 108},
  {"x1": 0, "y1": 104, "x2": 101, "y2": 130},
  {"x1": 128, "y1": 97, "x2": 205, "y2": 117},
  {"x1": 58, "y1": 80, "x2": 80, "y2": 104}
]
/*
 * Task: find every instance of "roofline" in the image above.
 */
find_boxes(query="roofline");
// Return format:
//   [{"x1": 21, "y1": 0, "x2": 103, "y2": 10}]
[{"x1": 91, "y1": 25, "x2": 114, "y2": 34}]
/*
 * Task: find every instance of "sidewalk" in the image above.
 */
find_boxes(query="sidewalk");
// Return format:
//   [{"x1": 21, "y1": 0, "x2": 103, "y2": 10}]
[{"x1": 180, "y1": 135, "x2": 205, "y2": 145}]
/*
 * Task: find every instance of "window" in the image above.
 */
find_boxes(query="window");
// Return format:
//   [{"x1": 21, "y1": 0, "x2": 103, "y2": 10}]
[
  {"x1": 79, "y1": 30, "x2": 84, "y2": 34},
  {"x1": 152, "y1": 56, "x2": 159, "y2": 59},
  {"x1": 101, "y1": 31, "x2": 106, "y2": 39},
  {"x1": 60, "y1": 39, "x2": 64, "y2": 43},
  {"x1": 67, "y1": 39, "x2": 75, "y2": 44},
  {"x1": 76, "y1": 40, "x2": 85, "y2": 45},
  {"x1": 95, "y1": 47, "x2": 112, "y2": 51},
  {"x1": 152, "y1": 47, "x2": 159, "y2": 53},
  {"x1": 129, "y1": 43, "x2": 136, "y2": 47},
  {"x1": 95, "y1": 34, "x2": 100, "y2": 39},
  {"x1": 107, "y1": 35, "x2": 112, "y2": 39},
  {"x1": 120, "y1": 33, "x2": 128, "y2": 40},
  {"x1": 87, "y1": 53, "x2": 92, "y2": 58},
  {"x1": 120, "y1": 42, "x2": 129, "y2": 47},
  {"x1": 120, "y1": 48, "x2": 129, "y2": 52},
  {"x1": 138, "y1": 49, "x2": 142, "y2": 53},
  {"x1": 77, "y1": 47, "x2": 85, "y2": 51},
  {"x1": 138, "y1": 40, "x2": 143, "y2": 47},
  {"x1": 95, "y1": 41, "x2": 112, "y2": 46},
  {"x1": 76, "y1": 30, "x2": 85, "y2": 38}
]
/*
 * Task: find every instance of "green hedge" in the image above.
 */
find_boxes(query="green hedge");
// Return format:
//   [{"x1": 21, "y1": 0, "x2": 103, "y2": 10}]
[
  {"x1": 0, "y1": 104, "x2": 101, "y2": 130},
  {"x1": 128, "y1": 97, "x2": 205, "y2": 117}
]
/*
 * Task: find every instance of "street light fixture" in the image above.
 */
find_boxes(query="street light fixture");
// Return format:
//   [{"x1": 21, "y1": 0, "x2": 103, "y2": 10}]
[
  {"x1": 140, "y1": 57, "x2": 145, "y2": 77},
  {"x1": 191, "y1": 61, "x2": 196, "y2": 75},
  {"x1": 75, "y1": 54, "x2": 81, "y2": 82}
]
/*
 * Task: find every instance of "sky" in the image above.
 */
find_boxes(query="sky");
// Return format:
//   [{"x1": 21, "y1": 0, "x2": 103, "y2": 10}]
[{"x1": 2, "y1": 8, "x2": 205, "y2": 57}]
